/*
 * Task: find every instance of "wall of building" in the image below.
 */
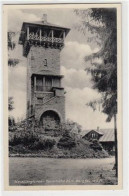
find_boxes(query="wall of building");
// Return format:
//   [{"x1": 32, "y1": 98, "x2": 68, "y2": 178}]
[
  {"x1": 34, "y1": 92, "x2": 54, "y2": 105},
  {"x1": 100, "y1": 142, "x2": 115, "y2": 155},
  {"x1": 29, "y1": 46, "x2": 60, "y2": 75},
  {"x1": 26, "y1": 44, "x2": 65, "y2": 132},
  {"x1": 83, "y1": 130, "x2": 100, "y2": 140},
  {"x1": 35, "y1": 96, "x2": 65, "y2": 123}
]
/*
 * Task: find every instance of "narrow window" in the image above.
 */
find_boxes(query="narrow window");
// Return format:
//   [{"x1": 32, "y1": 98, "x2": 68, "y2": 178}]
[{"x1": 44, "y1": 59, "x2": 47, "y2": 66}]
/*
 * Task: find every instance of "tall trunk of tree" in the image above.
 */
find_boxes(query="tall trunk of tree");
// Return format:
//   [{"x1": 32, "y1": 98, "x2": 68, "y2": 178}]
[{"x1": 114, "y1": 113, "x2": 118, "y2": 178}]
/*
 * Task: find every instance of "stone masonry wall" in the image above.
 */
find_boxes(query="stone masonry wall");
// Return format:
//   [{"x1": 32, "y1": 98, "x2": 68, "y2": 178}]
[
  {"x1": 30, "y1": 46, "x2": 60, "y2": 75},
  {"x1": 35, "y1": 96, "x2": 65, "y2": 123},
  {"x1": 26, "y1": 45, "x2": 65, "y2": 128},
  {"x1": 34, "y1": 92, "x2": 54, "y2": 105}
]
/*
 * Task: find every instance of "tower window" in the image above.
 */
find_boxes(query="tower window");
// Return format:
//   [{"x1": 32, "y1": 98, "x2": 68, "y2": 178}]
[{"x1": 44, "y1": 59, "x2": 47, "y2": 66}]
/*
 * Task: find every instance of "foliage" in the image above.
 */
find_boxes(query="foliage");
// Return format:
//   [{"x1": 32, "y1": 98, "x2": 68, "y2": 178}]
[
  {"x1": 60, "y1": 119, "x2": 82, "y2": 134},
  {"x1": 9, "y1": 131, "x2": 56, "y2": 150},
  {"x1": 57, "y1": 131, "x2": 76, "y2": 149},
  {"x1": 8, "y1": 116, "x2": 15, "y2": 126},
  {"x1": 8, "y1": 97, "x2": 14, "y2": 111},
  {"x1": 8, "y1": 116, "x2": 16, "y2": 132},
  {"x1": 8, "y1": 32, "x2": 16, "y2": 50},
  {"x1": 90, "y1": 139, "x2": 103, "y2": 151},
  {"x1": 30, "y1": 138, "x2": 56, "y2": 150},
  {"x1": 74, "y1": 8, "x2": 117, "y2": 122},
  {"x1": 9, "y1": 132, "x2": 39, "y2": 146},
  {"x1": 8, "y1": 58, "x2": 20, "y2": 67},
  {"x1": 8, "y1": 31, "x2": 20, "y2": 67}
]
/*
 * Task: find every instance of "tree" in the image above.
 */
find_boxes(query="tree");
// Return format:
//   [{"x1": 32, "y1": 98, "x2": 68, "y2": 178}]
[
  {"x1": 8, "y1": 31, "x2": 21, "y2": 67},
  {"x1": 8, "y1": 116, "x2": 15, "y2": 127},
  {"x1": 8, "y1": 97, "x2": 14, "y2": 111},
  {"x1": 60, "y1": 119, "x2": 82, "y2": 136},
  {"x1": 75, "y1": 8, "x2": 118, "y2": 177},
  {"x1": 8, "y1": 31, "x2": 21, "y2": 125},
  {"x1": 8, "y1": 97, "x2": 15, "y2": 131}
]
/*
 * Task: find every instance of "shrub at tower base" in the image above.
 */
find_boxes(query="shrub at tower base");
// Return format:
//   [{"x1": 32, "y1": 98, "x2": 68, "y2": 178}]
[
  {"x1": 9, "y1": 129, "x2": 109, "y2": 158},
  {"x1": 57, "y1": 131, "x2": 76, "y2": 150}
]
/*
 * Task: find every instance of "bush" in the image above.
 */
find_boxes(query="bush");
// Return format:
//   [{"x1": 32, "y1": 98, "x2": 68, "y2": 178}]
[
  {"x1": 57, "y1": 131, "x2": 76, "y2": 149},
  {"x1": 9, "y1": 134, "x2": 21, "y2": 146},
  {"x1": 90, "y1": 140, "x2": 103, "y2": 151},
  {"x1": 21, "y1": 132, "x2": 39, "y2": 145},
  {"x1": 9, "y1": 132, "x2": 39, "y2": 146},
  {"x1": 9, "y1": 131, "x2": 56, "y2": 151},
  {"x1": 30, "y1": 138, "x2": 56, "y2": 150}
]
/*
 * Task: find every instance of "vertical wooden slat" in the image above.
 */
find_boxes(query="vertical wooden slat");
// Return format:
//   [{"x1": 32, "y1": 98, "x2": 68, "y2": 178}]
[{"x1": 43, "y1": 76, "x2": 45, "y2": 91}]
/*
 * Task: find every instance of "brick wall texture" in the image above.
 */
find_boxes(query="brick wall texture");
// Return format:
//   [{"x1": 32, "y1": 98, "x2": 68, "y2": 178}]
[
  {"x1": 29, "y1": 46, "x2": 60, "y2": 75},
  {"x1": 26, "y1": 45, "x2": 65, "y2": 128},
  {"x1": 35, "y1": 96, "x2": 65, "y2": 123}
]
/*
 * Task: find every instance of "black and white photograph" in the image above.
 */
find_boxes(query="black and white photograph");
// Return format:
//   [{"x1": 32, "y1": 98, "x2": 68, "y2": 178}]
[{"x1": 3, "y1": 4, "x2": 122, "y2": 190}]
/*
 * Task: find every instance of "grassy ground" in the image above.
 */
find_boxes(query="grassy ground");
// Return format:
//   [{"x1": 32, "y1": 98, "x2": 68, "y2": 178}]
[{"x1": 9, "y1": 157, "x2": 117, "y2": 186}]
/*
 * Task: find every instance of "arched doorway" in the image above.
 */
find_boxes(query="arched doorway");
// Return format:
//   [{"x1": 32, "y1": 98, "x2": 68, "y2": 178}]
[{"x1": 40, "y1": 110, "x2": 60, "y2": 131}]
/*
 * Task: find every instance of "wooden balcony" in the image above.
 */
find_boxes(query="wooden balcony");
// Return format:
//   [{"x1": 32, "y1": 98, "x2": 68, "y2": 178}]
[{"x1": 28, "y1": 33, "x2": 64, "y2": 44}]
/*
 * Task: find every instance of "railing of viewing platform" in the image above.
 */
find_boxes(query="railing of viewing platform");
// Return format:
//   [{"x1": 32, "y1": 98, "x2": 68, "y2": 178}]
[{"x1": 29, "y1": 33, "x2": 64, "y2": 44}]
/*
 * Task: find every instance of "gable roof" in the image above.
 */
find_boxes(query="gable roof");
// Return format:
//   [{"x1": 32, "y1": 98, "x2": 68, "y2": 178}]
[
  {"x1": 20, "y1": 21, "x2": 70, "y2": 36},
  {"x1": 99, "y1": 129, "x2": 114, "y2": 142},
  {"x1": 81, "y1": 129, "x2": 103, "y2": 136},
  {"x1": 26, "y1": 21, "x2": 70, "y2": 30}
]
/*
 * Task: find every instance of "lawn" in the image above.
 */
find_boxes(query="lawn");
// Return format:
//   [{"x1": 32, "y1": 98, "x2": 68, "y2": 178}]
[{"x1": 9, "y1": 157, "x2": 117, "y2": 186}]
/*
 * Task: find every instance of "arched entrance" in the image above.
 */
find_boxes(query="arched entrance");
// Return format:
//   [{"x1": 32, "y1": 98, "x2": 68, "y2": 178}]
[{"x1": 40, "y1": 110, "x2": 60, "y2": 131}]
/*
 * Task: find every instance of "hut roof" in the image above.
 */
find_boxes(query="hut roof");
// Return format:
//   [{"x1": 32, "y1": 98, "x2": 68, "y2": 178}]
[{"x1": 99, "y1": 129, "x2": 114, "y2": 142}]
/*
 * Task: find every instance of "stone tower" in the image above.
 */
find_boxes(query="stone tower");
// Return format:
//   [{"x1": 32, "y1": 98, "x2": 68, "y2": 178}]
[{"x1": 19, "y1": 14, "x2": 70, "y2": 132}]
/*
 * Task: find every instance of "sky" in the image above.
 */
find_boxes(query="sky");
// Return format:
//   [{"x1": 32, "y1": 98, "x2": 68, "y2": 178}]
[{"x1": 8, "y1": 8, "x2": 114, "y2": 130}]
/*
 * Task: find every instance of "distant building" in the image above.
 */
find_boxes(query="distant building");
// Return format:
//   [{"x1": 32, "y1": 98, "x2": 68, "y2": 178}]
[
  {"x1": 82, "y1": 127, "x2": 115, "y2": 154},
  {"x1": 82, "y1": 129, "x2": 103, "y2": 140}
]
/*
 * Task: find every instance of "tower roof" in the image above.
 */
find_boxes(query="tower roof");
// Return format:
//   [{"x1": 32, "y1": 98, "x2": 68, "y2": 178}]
[
  {"x1": 20, "y1": 20, "x2": 70, "y2": 37},
  {"x1": 26, "y1": 20, "x2": 69, "y2": 29}
]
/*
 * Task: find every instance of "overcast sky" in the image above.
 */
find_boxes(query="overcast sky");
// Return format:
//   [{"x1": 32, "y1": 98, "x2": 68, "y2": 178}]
[{"x1": 8, "y1": 8, "x2": 114, "y2": 130}]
